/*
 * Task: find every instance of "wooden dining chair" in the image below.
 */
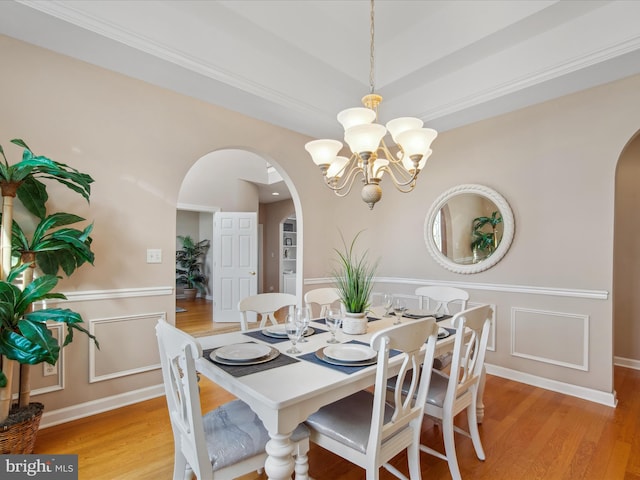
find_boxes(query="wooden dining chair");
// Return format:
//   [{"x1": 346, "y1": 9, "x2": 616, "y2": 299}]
[
  {"x1": 303, "y1": 287, "x2": 341, "y2": 318},
  {"x1": 237, "y1": 292, "x2": 297, "y2": 330},
  {"x1": 155, "y1": 319, "x2": 310, "y2": 480},
  {"x1": 419, "y1": 304, "x2": 492, "y2": 480},
  {"x1": 414, "y1": 285, "x2": 469, "y2": 315},
  {"x1": 305, "y1": 318, "x2": 439, "y2": 480}
]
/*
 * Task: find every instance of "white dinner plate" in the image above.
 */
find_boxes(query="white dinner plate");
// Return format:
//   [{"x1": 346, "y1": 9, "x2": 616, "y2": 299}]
[
  {"x1": 215, "y1": 343, "x2": 272, "y2": 361},
  {"x1": 323, "y1": 344, "x2": 377, "y2": 363},
  {"x1": 438, "y1": 327, "x2": 450, "y2": 339},
  {"x1": 315, "y1": 348, "x2": 377, "y2": 367},
  {"x1": 262, "y1": 325, "x2": 315, "y2": 338},
  {"x1": 404, "y1": 309, "x2": 444, "y2": 319},
  {"x1": 210, "y1": 347, "x2": 280, "y2": 366}
]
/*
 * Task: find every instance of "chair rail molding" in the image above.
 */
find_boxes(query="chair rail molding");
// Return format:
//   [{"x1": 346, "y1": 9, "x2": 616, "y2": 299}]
[{"x1": 305, "y1": 276, "x2": 608, "y2": 300}]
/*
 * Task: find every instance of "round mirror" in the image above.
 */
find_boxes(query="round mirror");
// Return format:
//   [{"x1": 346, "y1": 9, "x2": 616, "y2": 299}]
[{"x1": 424, "y1": 184, "x2": 514, "y2": 274}]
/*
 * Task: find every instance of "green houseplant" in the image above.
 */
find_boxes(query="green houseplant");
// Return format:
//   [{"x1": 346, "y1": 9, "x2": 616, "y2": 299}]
[
  {"x1": 176, "y1": 235, "x2": 210, "y2": 301},
  {"x1": 0, "y1": 138, "x2": 97, "y2": 452},
  {"x1": 471, "y1": 211, "x2": 502, "y2": 262},
  {"x1": 331, "y1": 231, "x2": 377, "y2": 334}
]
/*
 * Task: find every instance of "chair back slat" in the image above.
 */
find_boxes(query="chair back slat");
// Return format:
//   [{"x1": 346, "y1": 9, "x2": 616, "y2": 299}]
[
  {"x1": 415, "y1": 286, "x2": 469, "y2": 314},
  {"x1": 238, "y1": 293, "x2": 297, "y2": 330},
  {"x1": 156, "y1": 319, "x2": 213, "y2": 480},
  {"x1": 303, "y1": 287, "x2": 341, "y2": 318},
  {"x1": 449, "y1": 305, "x2": 492, "y2": 403},
  {"x1": 368, "y1": 318, "x2": 439, "y2": 454}
]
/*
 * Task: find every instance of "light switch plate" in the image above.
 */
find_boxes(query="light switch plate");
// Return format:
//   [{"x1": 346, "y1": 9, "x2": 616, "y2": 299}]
[
  {"x1": 147, "y1": 248, "x2": 162, "y2": 263},
  {"x1": 43, "y1": 362, "x2": 57, "y2": 377}
]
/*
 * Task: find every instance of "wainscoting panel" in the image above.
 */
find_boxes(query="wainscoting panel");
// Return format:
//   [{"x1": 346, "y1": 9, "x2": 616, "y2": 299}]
[
  {"x1": 89, "y1": 312, "x2": 165, "y2": 383},
  {"x1": 511, "y1": 307, "x2": 589, "y2": 371}
]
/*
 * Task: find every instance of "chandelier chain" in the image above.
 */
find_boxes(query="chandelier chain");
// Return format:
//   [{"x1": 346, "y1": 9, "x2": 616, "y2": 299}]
[
  {"x1": 304, "y1": 0, "x2": 438, "y2": 209},
  {"x1": 369, "y1": 0, "x2": 375, "y2": 94}
]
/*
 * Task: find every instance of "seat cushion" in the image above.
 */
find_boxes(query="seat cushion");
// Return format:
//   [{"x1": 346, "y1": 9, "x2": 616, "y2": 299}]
[
  {"x1": 203, "y1": 399, "x2": 309, "y2": 471},
  {"x1": 426, "y1": 369, "x2": 449, "y2": 408},
  {"x1": 305, "y1": 390, "x2": 393, "y2": 454}
]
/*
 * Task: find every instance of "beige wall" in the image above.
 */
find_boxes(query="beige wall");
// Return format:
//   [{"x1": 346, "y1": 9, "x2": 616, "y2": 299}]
[{"x1": 2, "y1": 33, "x2": 639, "y2": 418}]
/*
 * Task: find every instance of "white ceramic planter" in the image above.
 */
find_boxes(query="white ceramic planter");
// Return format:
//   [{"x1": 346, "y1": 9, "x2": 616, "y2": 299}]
[{"x1": 342, "y1": 312, "x2": 368, "y2": 335}]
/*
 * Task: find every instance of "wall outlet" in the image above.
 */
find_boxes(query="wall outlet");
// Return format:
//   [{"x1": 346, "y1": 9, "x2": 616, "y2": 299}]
[
  {"x1": 146, "y1": 248, "x2": 162, "y2": 263},
  {"x1": 43, "y1": 362, "x2": 57, "y2": 377}
]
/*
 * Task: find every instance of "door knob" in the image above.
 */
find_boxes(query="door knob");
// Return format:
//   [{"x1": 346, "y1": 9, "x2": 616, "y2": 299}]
[{"x1": 249, "y1": 271, "x2": 256, "y2": 275}]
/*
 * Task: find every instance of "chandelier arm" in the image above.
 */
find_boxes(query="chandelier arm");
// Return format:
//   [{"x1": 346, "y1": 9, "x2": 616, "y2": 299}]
[
  {"x1": 377, "y1": 140, "x2": 404, "y2": 165},
  {"x1": 324, "y1": 165, "x2": 364, "y2": 197},
  {"x1": 377, "y1": 165, "x2": 420, "y2": 190}
]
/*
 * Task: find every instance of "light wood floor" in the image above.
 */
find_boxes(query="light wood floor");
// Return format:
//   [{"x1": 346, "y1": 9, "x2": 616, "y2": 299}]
[{"x1": 34, "y1": 298, "x2": 640, "y2": 479}]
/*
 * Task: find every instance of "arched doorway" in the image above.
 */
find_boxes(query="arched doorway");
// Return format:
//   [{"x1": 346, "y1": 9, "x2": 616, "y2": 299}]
[
  {"x1": 176, "y1": 148, "x2": 303, "y2": 333},
  {"x1": 613, "y1": 131, "x2": 640, "y2": 373}
]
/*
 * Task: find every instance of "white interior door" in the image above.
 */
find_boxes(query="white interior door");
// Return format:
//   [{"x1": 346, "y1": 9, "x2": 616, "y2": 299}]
[{"x1": 213, "y1": 212, "x2": 258, "y2": 323}]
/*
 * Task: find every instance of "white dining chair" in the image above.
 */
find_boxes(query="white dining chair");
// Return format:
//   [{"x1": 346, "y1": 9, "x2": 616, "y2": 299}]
[
  {"x1": 414, "y1": 286, "x2": 470, "y2": 370},
  {"x1": 238, "y1": 292, "x2": 297, "y2": 330},
  {"x1": 418, "y1": 304, "x2": 492, "y2": 480},
  {"x1": 305, "y1": 318, "x2": 439, "y2": 480},
  {"x1": 155, "y1": 319, "x2": 310, "y2": 480},
  {"x1": 303, "y1": 287, "x2": 341, "y2": 318},
  {"x1": 414, "y1": 285, "x2": 469, "y2": 315}
]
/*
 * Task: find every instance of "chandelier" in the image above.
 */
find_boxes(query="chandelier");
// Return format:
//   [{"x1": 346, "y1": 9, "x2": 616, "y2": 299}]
[{"x1": 304, "y1": 0, "x2": 438, "y2": 209}]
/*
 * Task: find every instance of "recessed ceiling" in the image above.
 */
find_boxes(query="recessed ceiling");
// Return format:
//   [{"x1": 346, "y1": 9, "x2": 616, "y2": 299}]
[{"x1": 1, "y1": 0, "x2": 639, "y2": 201}]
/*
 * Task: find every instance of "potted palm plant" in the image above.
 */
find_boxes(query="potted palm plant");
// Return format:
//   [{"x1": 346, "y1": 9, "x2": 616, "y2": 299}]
[
  {"x1": 331, "y1": 230, "x2": 377, "y2": 334},
  {"x1": 471, "y1": 211, "x2": 502, "y2": 262},
  {"x1": 176, "y1": 235, "x2": 210, "y2": 301},
  {"x1": 0, "y1": 138, "x2": 97, "y2": 453}
]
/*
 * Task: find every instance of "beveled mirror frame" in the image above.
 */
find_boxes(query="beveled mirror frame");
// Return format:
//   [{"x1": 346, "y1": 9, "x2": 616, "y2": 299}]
[{"x1": 424, "y1": 184, "x2": 515, "y2": 274}]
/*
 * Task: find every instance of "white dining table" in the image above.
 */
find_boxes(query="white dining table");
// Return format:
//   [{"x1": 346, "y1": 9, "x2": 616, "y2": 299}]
[{"x1": 195, "y1": 312, "x2": 461, "y2": 480}]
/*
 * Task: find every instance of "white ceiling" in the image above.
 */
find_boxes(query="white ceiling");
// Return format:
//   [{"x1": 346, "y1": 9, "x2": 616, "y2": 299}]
[{"x1": 1, "y1": 0, "x2": 640, "y2": 202}]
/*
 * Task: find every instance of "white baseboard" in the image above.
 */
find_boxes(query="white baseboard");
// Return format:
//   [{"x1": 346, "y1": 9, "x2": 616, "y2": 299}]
[
  {"x1": 485, "y1": 364, "x2": 618, "y2": 407},
  {"x1": 39, "y1": 384, "x2": 165, "y2": 429},
  {"x1": 614, "y1": 356, "x2": 640, "y2": 370}
]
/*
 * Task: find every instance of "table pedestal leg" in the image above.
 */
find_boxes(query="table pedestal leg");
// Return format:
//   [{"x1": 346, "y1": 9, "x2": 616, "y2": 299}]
[
  {"x1": 293, "y1": 440, "x2": 309, "y2": 480},
  {"x1": 264, "y1": 432, "x2": 294, "y2": 480}
]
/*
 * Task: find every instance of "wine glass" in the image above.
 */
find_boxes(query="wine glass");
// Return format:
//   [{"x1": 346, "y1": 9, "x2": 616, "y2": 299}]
[
  {"x1": 393, "y1": 298, "x2": 406, "y2": 325},
  {"x1": 296, "y1": 306, "x2": 311, "y2": 343},
  {"x1": 285, "y1": 313, "x2": 303, "y2": 354},
  {"x1": 382, "y1": 293, "x2": 393, "y2": 317},
  {"x1": 325, "y1": 307, "x2": 342, "y2": 344}
]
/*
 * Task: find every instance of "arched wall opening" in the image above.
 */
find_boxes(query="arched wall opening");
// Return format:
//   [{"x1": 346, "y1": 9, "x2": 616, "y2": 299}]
[
  {"x1": 613, "y1": 130, "x2": 640, "y2": 371},
  {"x1": 175, "y1": 148, "x2": 304, "y2": 328}
]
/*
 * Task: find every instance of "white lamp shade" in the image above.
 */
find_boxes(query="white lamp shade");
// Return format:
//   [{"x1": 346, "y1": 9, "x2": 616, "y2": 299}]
[
  {"x1": 396, "y1": 128, "x2": 438, "y2": 157},
  {"x1": 402, "y1": 149, "x2": 432, "y2": 171},
  {"x1": 305, "y1": 139, "x2": 343, "y2": 166},
  {"x1": 326, "y1": 156, "x2": 350, "y2": 179},
  {"x1": 344, "y1": 124, "x2": 387, "y2": 154},
  {"x1": 337, "y1": 107, "x2": 376, "y2": 131},
  {"x1": 372, "y1": 158, "x2": 389, "y2": 178},
  {"x1": 385, "y1": 117, "x2": 424, "y2": 143}
]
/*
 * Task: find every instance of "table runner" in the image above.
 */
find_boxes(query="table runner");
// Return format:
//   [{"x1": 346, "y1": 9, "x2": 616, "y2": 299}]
[{"x1": 203, "y1": 344, "x2": 300, "y2": 377}]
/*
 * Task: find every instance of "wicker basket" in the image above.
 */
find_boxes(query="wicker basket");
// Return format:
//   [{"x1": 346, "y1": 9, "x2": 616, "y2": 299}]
[{"x1": 0, "y1": 402, "x2": 44, "y2": 454}]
